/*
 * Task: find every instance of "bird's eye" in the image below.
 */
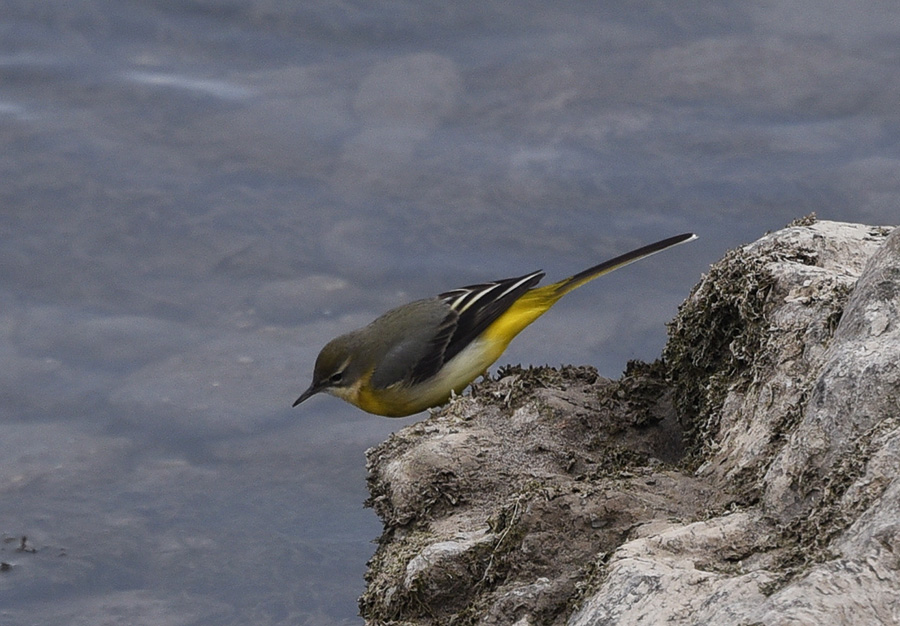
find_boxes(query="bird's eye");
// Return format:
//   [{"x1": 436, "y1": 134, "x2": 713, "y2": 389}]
[{"x1": 329, "y1": 372, "x2": 344, "y2": 385}]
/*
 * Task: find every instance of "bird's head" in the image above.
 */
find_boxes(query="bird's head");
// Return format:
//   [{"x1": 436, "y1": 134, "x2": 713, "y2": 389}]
[{"x1": 293, "y1": 332, "x2": 367, "y2": 408}]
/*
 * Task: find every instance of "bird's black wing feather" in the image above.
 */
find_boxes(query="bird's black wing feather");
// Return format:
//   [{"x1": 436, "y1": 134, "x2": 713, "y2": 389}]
[
  {"x1": 406, "y1": 270, "x2": 544, "y2": 385},
  {"x1": 404, "y1": 309, "x2": 459, "y2": 386}
]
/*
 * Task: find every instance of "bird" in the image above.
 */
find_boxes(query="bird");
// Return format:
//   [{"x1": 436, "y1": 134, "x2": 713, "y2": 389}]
[{"x1": 293, "y1": 233, "x2": 696, "y2": 417}]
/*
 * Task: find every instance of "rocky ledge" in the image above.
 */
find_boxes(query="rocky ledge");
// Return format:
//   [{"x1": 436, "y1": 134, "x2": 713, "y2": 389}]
[{"x1": 360, "y1": 219, "x2": 899, "y2": 626}]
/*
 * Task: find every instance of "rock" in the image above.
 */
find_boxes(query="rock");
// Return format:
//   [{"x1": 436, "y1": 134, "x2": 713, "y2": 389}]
[
  {"x1": 361, "y1": 219, "x2": 899, "y2": 626},
  {"x1": 569, "y1": 512, "x2": 779, "y2": 626}
]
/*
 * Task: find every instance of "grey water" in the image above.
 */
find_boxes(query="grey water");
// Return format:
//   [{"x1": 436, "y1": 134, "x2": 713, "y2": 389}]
[{"x1": 1, "y1": 1, "x2": 898, "y2": 624}]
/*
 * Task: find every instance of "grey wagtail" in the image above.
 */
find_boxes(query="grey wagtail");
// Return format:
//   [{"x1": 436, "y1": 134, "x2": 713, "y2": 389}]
[{"x1": 293, "y1": 233, "x2": 696, "y2": 417}]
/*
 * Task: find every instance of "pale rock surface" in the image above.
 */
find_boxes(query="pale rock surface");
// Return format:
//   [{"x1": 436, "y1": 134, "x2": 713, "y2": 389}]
[{"x1": 362, "y1": 219, "x2": 899, "y2": 626}]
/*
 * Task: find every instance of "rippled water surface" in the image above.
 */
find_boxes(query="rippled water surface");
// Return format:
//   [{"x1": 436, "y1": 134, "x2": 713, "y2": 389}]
[{"x1": 2, "y1": 2, "x2": 898, "y2": 623}]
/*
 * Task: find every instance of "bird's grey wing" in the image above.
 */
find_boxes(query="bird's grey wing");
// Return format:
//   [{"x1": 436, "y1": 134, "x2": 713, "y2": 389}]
[
  {"x1": 369, "y1": 299, "x2": 458, "y2": 389},
  {"x1": 369, "y1": 270, "x2": 543, "y2": 389}
]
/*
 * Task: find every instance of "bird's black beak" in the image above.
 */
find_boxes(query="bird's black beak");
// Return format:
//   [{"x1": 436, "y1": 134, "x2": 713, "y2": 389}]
[{"x1": 292, "y1": 383, "x2": 322, "y2": 408}]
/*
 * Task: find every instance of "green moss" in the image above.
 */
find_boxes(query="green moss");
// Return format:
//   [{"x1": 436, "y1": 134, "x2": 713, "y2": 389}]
[
  {"x1": 471, "y1": 363, "x2": 600, "y2": 411},
  {"x1": 664, "y1": 247, "x2": 778, "y2": 465},
  {"x1": 481, "y1": 494, "x2": 530, "y2": 586},
  {"x1": 359, "y1": 528, "x2": 437, "y2": 622},
  {"x1": 604, "y1": 359, "x2": 670, "y2": 429},
  {"x1": 567, "y1": 550, "x2": 612, "y2": 615},
  {"x1": 787, "y1": 213, "x2": 818, "y2": 227},
  {"x1": 762, "y1": 416, "x2": 900, "y2": 594}
]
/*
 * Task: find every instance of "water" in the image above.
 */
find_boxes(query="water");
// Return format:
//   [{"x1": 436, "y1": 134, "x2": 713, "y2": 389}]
[{"x1": 1, "y1": 1, "x2": 898, "y2": 624}]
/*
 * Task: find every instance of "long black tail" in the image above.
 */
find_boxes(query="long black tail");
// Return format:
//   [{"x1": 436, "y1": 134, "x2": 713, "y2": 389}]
[{"x1": 552, "y1": 233, "x2": 697, "y2": 296}]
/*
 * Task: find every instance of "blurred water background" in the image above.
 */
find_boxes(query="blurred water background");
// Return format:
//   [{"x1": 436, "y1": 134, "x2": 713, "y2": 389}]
[{"x1": 1, "y1": 1, "x2": 898, "y2": 624}]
